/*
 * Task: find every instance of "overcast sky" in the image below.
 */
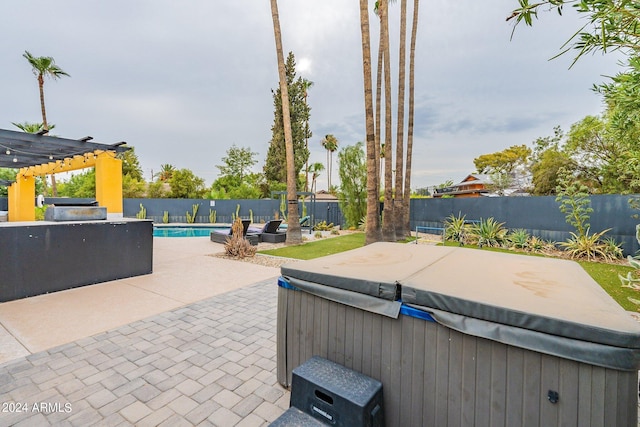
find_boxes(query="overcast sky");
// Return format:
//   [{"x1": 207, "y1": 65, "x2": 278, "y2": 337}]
[{"x1": 1, "y1": 1, "x2": 624, "y2": 191}]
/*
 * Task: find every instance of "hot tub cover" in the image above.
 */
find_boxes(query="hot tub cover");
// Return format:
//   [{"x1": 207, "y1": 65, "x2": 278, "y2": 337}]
[{"x1": 280, "y1": 242, "x2": 640, "y2": 370}]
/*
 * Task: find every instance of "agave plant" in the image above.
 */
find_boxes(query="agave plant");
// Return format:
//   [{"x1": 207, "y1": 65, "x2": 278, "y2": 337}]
[
  {"x1": 527, "y1": 236, "x2": 551, "y2": 253},
  {"x1": 444, "y1": 213, "x2": 469, "y2": 245},
  {"x1": 602, "y1": 236, "x2": 623, "y2": 260},
  {"x1": 559, "y1": 228, "x2": 612, "y2": 261},
  {"x1": 469, "y1": 217, "x2": 508, "y2": 248},
  {"x1": 508, "y1": 228, "x2": 530, "y2": 249},
  {"x1": 620, "y1": 232, "x2": 640, "y2": 307}
]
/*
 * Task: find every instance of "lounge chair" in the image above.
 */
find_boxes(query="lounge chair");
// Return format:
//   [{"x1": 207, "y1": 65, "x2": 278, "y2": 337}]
[
  {"x1": 248, "y1": 219, "x2": 286, "y2": 243},
  {"x1": 277, "y1": 215, "x2": 311, "y2": 234},
  {"x1": 210, "y1": 219, "x2": 258, "y2": 245}
]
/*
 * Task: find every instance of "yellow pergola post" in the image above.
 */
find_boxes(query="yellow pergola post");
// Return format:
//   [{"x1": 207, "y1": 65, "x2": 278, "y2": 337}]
[
  {"x1": 6, "y1": 149, "x2": 124, "y2": 222},
  {"x1": 7, "y1": 173, "x2": 36, "y2": 221},
  {"x1": 95, "y1": 152, "x2": 123, "y2": 217}
]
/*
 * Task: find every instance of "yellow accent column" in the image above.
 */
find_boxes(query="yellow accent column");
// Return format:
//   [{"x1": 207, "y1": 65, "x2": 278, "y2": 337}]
[
  {"x1": 8, "y1": 173, "x2": 35, "y2": 221},
  {"x1": 95, "y1": 152, "x2": 123, "y2": 216}
]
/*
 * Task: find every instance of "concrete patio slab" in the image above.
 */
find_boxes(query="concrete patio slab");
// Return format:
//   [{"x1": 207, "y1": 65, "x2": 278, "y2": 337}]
[
  {"x1": 0, "y1": 237, "x2": 279, "y2": 363},
  {"x1": 0, "y1": 281, "x2": 182, "y2": 354},
  {"x1": 0, "y1": 322, "x2": 29, "y2": 362}
]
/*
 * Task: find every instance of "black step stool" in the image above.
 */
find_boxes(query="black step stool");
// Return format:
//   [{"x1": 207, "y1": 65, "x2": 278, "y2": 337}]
[{"x1": 271, "y1": 356, "x2": 384, "y2": 426}]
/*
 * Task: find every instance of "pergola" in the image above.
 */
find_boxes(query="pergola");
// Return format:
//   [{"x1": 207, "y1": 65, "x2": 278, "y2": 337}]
[{"x1": 0, "y1": 128, "x2": 130, "y2": 221}]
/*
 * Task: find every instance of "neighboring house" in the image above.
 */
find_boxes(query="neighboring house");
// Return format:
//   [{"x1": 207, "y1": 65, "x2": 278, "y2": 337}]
[
  {"x1": 310, "y1": 190, "x2": 338, "y2": 201},
  {"x1": 434, "y1": 174, "x2": 529, "y2": 198},
  {"x1": 433, "y1": 174, "x2": 490, "y2": 198}
]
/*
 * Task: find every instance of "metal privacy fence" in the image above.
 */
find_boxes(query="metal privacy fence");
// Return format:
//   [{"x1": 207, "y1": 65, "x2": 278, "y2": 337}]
[
  {"x1": 123, "y1": 198, "x2": 346, "y2": 229},
  {"x1": 2, "y1": 194, "x2": 638, "y2": 254},
  {"x1": 410, "y1": 195, "x2": 640, "y2": 256}
]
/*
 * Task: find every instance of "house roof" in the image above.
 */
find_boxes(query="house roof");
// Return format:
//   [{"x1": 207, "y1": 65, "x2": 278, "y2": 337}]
[
  {"x1": 456, "y1": 174, "x2": 491, "y2": 186},
  {"x1": 312, "y1": 190, "x2": 338, "y2": 201}
]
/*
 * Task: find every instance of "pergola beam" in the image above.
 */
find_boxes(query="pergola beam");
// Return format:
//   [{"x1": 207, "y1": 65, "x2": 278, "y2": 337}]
[
  {"x1": 0, "y1": 128, "x2": 129, "y2": 169},
  {"x1": 0, "y1": 129, "x2": 129, "y2": 221}
]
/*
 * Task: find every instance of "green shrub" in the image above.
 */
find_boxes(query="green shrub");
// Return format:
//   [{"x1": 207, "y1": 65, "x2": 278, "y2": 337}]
[
  {"x1": 443, "y1": 213, "x2": 469, "y2": 244},
  {"x1": 619, "y1": 227, "x2": 640, "y2": 307},
  {"x1": 469, "y1": 217, "x2": 507, "y2": 248},
  {"x1": 508, "y1": 228, "x2": 530, "y2": 249},
  {"x1": 602, "y1": 237, "x2": 623, "y2": 260},
  {"x1": 528, "y1": 236, "x2": 550, "y2": 253},
  {"x1": 35, "y1": 205, "x2": 47, "y2": 221},
  {"x1": 136, "y1": 203, "x2": 146, "y2": 219},
  {"x1": 314, "y1": 221, "x2": 334, "y2": 231},
  {"x1": 559, "y1": 228, "x2": 612, "y2": 261}
]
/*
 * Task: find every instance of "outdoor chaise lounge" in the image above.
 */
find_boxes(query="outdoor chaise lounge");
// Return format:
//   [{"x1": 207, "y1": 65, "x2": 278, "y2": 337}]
[
  {"x1": 248, "y1": 219, "x2": 286, "y2": 243},
  {"x1": 277, "y1": 215, "x2": 311, "y2": 234},
  {"x1": 210, "y1": 219, "x2": 258, "y2": 245}
]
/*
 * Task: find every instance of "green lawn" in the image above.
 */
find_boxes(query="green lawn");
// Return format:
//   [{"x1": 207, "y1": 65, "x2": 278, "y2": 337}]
[
  {"x1": 260, "y1": 233, "x2": 639, "y2": 311},
  {"x1": 579, "y1": 261, "x2": 636, "y2": 311},
  {"x1": 259, "y1": 232, "x2": 366, "y2": 260}
]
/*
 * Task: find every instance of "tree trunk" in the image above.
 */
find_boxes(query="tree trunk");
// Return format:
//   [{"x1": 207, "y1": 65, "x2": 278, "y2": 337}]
[
  {"x1": 360, "y1": 0, "x2": 381, "y2": 244},
  {"x1": 326, "y1": 149, "x2": 330, "y2": 189},
  {"x1": 403, "y1": 0, "x2": 420, "y2": 236},
  {"x1": 376, "y1": 19, "x2": 383, "y2": 194},
  {"x1": 381, "y1": 0, "x2": 396, "y2": 242},
  {"x1": 39, "y1": 75, "x2": 57, "y2": 197},
  {"x1": 394, "y1": 0, "x2": 408, "y2": 238},
  {"x1": 270, "y1": 0, "x2": 301, "y2": 244}
]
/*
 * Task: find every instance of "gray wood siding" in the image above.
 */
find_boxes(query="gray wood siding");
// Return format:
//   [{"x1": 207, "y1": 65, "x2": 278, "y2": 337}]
[{"x1": 277, "y1": 287, "x2": 638, "y2": 426}]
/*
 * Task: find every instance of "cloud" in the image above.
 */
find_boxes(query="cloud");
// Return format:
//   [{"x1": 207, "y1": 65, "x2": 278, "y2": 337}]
[{"x1": 0, "y1": 0, "x2": 625, "y2": 191}]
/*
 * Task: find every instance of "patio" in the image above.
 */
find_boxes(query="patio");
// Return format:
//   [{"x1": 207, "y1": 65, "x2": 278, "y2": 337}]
[{"x1": 0, "y1": 237, "x2": 289, "y2": 426}]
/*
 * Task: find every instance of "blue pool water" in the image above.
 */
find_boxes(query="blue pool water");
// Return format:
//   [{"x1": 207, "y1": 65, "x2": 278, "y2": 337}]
[{"x1": 153, "y1": 226, "x2": 229, "y2": 237}]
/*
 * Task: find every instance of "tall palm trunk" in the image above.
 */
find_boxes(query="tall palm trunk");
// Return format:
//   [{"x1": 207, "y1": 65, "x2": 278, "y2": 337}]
[
  {"x1": 375, "y1": 18, "x2": 383, "y2": 193},
  {"x1": 381, "y1": 0, "x2": 396, "y2": 242},
  {"x1": 360, "y1": 0, "x2": 382, "y2": 244},
  {"x1": 270, "y1": 0, "x2": 301, "y2": 244},
  {"x1": 394, "y1": 0, "x2": 408, "y2": 238},
  {"x1": 403, "y1": 0, "x2": 420, "y2": 235},
  {"x1": 38, "y1": 75, "x2": 57, "y2": 196},
  {"x1": 326, "y1": 149, "x2": 330, "y2": 189},
  {"x1": 38, "y1": 76, "x2": 48, "y2": 127}
]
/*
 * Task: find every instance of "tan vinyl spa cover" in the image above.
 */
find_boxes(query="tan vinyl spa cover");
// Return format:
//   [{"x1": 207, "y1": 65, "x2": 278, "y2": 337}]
[{"x1": 280, "y1": 242, "x2": 640, "y2": 370}]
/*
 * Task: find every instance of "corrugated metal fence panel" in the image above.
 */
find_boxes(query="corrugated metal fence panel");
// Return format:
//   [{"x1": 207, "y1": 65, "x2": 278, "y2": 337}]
[
  {"x1": 122, "y1": 198, "x2": 346, "y2": 228},
  {"x1": 277, "y1": 288, "x2": 638, "y2": 427},
  {"x1": 2, "y1": 194, "x2": 634, "y2": 249},
  {"x1": 410, "y1": 195, "x2": 640, "y2": 255}
]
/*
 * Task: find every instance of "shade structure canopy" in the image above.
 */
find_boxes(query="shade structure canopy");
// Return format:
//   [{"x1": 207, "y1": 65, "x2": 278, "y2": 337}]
[{"x1": 0, "y1": 128, "x2": 129, "y2": 170}]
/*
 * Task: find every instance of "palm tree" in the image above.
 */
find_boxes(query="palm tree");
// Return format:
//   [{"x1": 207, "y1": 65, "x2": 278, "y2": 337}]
[
  {"x1": 302, "y1": 79, "x2": 314, "y2": 192},
  {"x1": 403, "y1": 0, "x2": 420, "y2": 236},
  {"x1": 359, "y1": 0, "x2": 382, "y2": 244},
  {"x1": 321, "y1": 134, "x2": 338, "y2": 190},
  {"x1": 12, "y1": 122, "x2": 54, "y2": 134},
  {"x1": 380, "y1": 0, "x2": 396, "y2": 242},
  {"x1": 308, "y1": 162, "x2": 325, "y2": 194},
  {"x1": 270, "y1": 0, "x2": 302, "y2": 244},
  {"x1": 23, "y1": 51, "x2": 70, "y2": 196},
  {"x1": 394, "y1": 0, "x2": 408, "y2": 238},
  {"x1": 157, "y1": 164, "x2": 176, "y2": 182}
]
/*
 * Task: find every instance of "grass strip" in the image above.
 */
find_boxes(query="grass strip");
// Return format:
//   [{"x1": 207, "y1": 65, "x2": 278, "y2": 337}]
[{"x1": 259, "y1": 232, "x2": 366, "y2": 260}]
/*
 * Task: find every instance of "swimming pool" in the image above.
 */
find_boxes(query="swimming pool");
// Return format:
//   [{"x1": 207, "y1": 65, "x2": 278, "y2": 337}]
[{"x1": 153, "y1": 225, "x2": 229, "y2": 237}]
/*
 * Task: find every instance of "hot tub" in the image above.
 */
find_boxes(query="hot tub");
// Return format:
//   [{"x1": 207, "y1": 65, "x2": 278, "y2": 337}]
[{"x1": 277, "y1": 243, "x2": 640, "y2": 426}]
